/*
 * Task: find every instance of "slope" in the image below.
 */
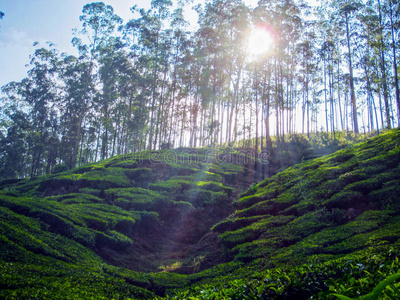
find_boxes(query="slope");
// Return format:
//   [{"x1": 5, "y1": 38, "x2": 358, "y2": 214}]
[
  {"x1": 0, "y1": 147, "x2": 258, "y2": 298},
  {"x1": 213, "y1": 129, "x2": 400, "y2": 265},
  {"x1": 154, "y1": 128, "x2": 400, "y2": 299},
  {"x1": 0, "y1": 130, "x2": 399, "y2": 299}
]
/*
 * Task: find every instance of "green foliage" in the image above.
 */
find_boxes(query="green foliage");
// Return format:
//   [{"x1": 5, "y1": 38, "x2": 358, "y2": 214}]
[
  {"x1": 110, "y1": 160, "x2": 139, "y2": 169},
  {"x1": 51, "y1": 164, "x2": 68, "y2": 174},
  {"x1": 0, "y1": 130, "x2": 399, "y2": 299},
  {"x1": 0, "y1": 145, "x2": 258, "y2": 296},
  {"x1": 156, "y1": 246, "x2": 400, "y2": 300},
  {"x1": 124, "y1": 168, "x2": 153, "y2": 182},
  {"x1": 333, "y1": 273, "x2": 400, "y2": 300},
  {"x1": 211, "y1": 129, "x2": 400, "y2": 267},
  {"x1": 104, "y1": 187, "x2": 168, "y2": 211},
  {"x1": 0, "y1": 259, "x2": 154, "y2": 299}
]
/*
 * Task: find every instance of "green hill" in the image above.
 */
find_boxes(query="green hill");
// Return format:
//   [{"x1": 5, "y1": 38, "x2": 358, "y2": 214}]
[
  {"x1": 214, "y1": 129, "x2": 400, "y2": 265},
  {"x1": 1, "y1": 129, "x2": 400, "y2": 299}
]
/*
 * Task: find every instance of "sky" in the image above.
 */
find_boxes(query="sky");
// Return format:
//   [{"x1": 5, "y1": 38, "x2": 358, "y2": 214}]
[
  {"x1": 0, "y1": 0, "x2": 150, "y2": 88},
  {"x1": 0, "y1": 0, "x2": 262, "y2": 90}
]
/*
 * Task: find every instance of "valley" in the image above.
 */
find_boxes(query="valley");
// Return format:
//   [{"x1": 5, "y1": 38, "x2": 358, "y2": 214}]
[{"x1": 0, "y1": 129, "x2": 399, "y2": 299}]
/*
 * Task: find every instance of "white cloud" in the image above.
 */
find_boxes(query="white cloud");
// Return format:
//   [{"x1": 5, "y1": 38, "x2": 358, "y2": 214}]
[
  {"x1": 0, "y1": 28, "x2": 35, "y2": 88},
  {"x1": 0, "y1": 27, "x2": 35, "y2": 48}
]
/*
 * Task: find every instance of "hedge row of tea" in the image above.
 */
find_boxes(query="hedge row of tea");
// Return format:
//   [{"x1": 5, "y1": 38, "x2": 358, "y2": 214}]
[
  {"x1": 148, "y1": 130, "x2": 400, "y2": 299},
  {"x1": 213, "y1": 129, "x2": 400, "y2": 266},
  {"x1": 155, "y1": 243, "x2": 400, "y2": 299},
  {"x1": 0, "y1": 148, "x2": 255, "y2": 298},
  {"x1": 1, "y1": 131, "x2": 400, "y2": 299}
]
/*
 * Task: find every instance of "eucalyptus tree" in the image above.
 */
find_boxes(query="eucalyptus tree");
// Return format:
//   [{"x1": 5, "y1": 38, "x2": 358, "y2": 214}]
[
  {"x1": 317, "y1": 4, "x2": 344, "y2": 131},
  {"x1": 200, "y1": 0, "x2": 250, "y2": 143},
  {"x1": 119, "y1": 7, "x2": 155, "y2": 152},
  {"x1": 254, "y1": 0, "x2": 303, "y2": 140},
  {"x1": 375, "y1": 0, "x2": 392, "y2": 128},
  {"x1": 73, "y1": 2, "x2": 123, "y2": 65},
  {"x1": 357, "y1": 0, "x2": 397, "y2": 129},
  {"x1": 0, "y1": 83, "x2": 29, "y2": 179},
  {"x1": 195, "y1": 0, "x2": 251, "y2": 146},
  {"x1": 0, "y1": 43, "x2": 62, "y2": 178},
  {"x1": 114, "y1": 46, "x2": 150, "y2": 154},
  {"x1": 21, "y1": 46, "x2": 61, "y2": 176},
  {"x1": 0, "y1": 111, "x2": 29, "y2": 179},
  {"x1": 189, "y1": 34, "x2": 213, "y2": 147},
  {"x1": 224, "y1": 1, "x2": 249, "y2": 145},
  {"x1": 383, "y1": 0, "x2": 400, "y2": 124},
  {"x1": 195, "y1": 0, "x2": 228, "y2": 145},
  {"x1": 194, "y1": 3, "x2": 219, "y2": 146},
  {"x1": 59, "y1": 55, "x2": 94, "y2": 168},
  {"x1": 135, "y1": 0, "x2": 173, "y2": 150},
  {"x1": 316, "y1": 0, "x2": 389, "y2": 132},
  {"x1": 150, "y1": 28, "x2": 172, "y2": 148},
  {"x1": 339, "y1": 1, "x2": 364, "y2": 133},
  {"x1": 4, "y1": 0, "x2": 400, "y2": 180},
  {"x1": 297, "y1": 37, "x2": 317, "y2": 136},
  {"x1": 185, "y1": 31, "x2": 211, "y2": 147},
  {"x1": 320, "y1": 40, "x2": 337, "y2": 133},
  {"x1": 193, "y1": 0, "x2": 249, "y2": 146},
  {"x1": 72, "y1": 2, "x2": 123, "y2": 160},
  {"x1": 97, "y1": 37, "x2": 126, "y2": 159},
  {"x1": 358, "y1": 7, "x2": 382, "y2": 132},
  {"x1": 163, "y1": 7, "x2": 191, "y2": 148},
  {"x1": 253, "y1": 1, "x2": 282, "y2": 140}
]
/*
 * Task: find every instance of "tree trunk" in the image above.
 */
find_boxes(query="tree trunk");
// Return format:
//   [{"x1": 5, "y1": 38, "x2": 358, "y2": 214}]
[
  {"x1": 389, "y1": 3, "x2": 400, "y2": 125},
  {"x1": 345, "y1": 12, "x2": 359, "y2": 133},
  {"x1": 377, "y1": 0, "x2": 391, "y2": 129}
]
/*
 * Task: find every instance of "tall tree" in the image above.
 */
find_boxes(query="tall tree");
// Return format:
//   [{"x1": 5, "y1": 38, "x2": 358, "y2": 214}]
[
  {"x1": 386, "y1": 0, "x2": 400, "y2": 124},
  {"x1": 73, "y1": 2, "x2": 123, "y2": 161},
  {"x1": 59, "y1": 55, "x2": 93, "y2": 168},
  {"x1": 376, "y1": 0, "x2": 392, "y2": 128},
  {"x1": 340, "y1": 2, "x2": 361, "y2": 133}
]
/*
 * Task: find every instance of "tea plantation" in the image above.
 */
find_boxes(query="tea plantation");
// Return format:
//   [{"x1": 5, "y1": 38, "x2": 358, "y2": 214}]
[{"x1": 1, "y1": 130, "x2": 400, "y2": 299}]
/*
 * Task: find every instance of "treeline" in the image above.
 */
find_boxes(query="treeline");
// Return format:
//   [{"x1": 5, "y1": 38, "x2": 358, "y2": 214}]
[{"x1": 0, "y1": 0, "x2": 399, "y2": 179}]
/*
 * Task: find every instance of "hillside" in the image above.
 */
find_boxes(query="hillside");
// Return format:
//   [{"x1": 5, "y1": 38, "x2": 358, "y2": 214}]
[
  {"x1": 0, "y1": 129, "x2": 400, "y2": 299},
  {"x1": 214, "y1": 129, "x2": 400, "y2": 265},
  {"x1": 0, "y1": 147, "x2": 259, "y2": 298}
]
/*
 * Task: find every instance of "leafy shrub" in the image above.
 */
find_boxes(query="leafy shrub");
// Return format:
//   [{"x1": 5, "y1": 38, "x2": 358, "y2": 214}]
[
  {"x1": 323, "y1": 191, "x2": 367, "y2": 210},
  {"x1": 95, "y1": 230, "x2": 133, "y2": 250},
  {"x1": 51, "y1": 164, "x2": 68, "y2": 174},
  {"x1": 124, "y1": 168, "x2": 153, "y2": 182}
]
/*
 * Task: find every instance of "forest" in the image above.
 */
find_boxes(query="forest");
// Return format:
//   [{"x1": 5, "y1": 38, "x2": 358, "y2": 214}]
[{"x1": 0, "y1": 0, "x2": 399, "y2": 179}]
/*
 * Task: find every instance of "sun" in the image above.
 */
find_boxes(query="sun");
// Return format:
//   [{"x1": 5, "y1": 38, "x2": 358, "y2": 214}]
[{"x1": 247, "y1": 27, "x2": 274, "y2": 56}]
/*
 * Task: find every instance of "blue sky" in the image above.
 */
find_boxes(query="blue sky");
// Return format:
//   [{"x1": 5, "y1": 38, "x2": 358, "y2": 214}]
[
  {"x1": 0, "y1": 0, "x2": 263, "y2": 89},
  {"x1": 0, "y1": 0, "x2": 153, "y2": 88}
]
